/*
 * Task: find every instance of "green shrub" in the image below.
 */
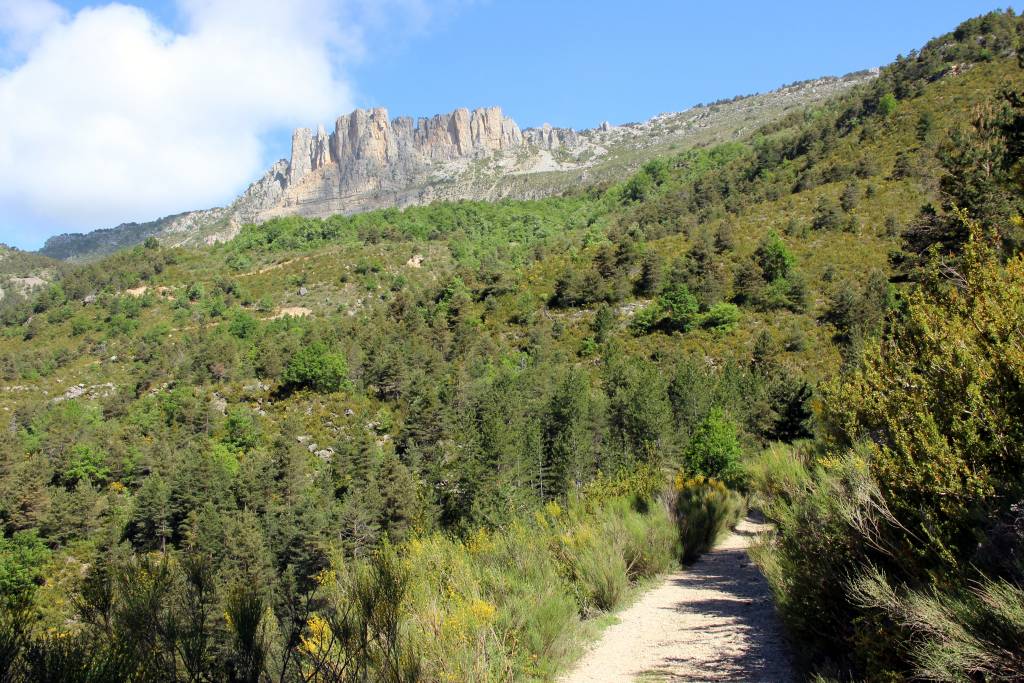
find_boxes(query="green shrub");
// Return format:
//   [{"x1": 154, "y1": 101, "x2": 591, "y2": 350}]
[
  {"x1": 603, "y1": 498, "x2": 678, "y2": 580},
  {"x1": 852, "y1": 568, "x2": 1024, "y2": 682},
  {"x1": 673, "y1": 476, "x2": 745, "y2": 563},
  {"x1": 560, "y1": 529, "x2": 629, "y2": 612},
  {"x1": 658, "y1": 283, "x2": 699, "y2": 331},
  {"x1": 699, "y1": 302, "x2": 741, "y2": 330},
  {"x1": 743, "y1": 443, "x2": 812, "y2": 508},
  {"x1": 282, "y1": 341, "x2": 349, "y2": 392},
  {"x1": 227, "y1": 310, "x2": 258, "y2": 339},
  {"x1": 684, "y1": 408, "x2": 746, "y2": 490},
  {"x1": 629, "y1": 302, "x2": 663, "y2": 335},
  {"x1": 752, "y1": 447, "x2": 923, "y2": 677},
  {"x1": 878, "y1": 92, "x2": 898, "y2": 116},
  {"x1": 754, "y1": 231, "x2": 794, "y2": 282},
  {"x1": 0, "y1": 531, "x2": 50, "y2": 610}
]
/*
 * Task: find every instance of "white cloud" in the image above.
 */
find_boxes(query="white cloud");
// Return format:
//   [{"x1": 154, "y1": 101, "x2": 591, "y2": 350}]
[
  {"x1": 0, "y1": 0, "x2": 445, "y2": 248},
  {"x1": 0, "y1": 0, "x2": 67, "y2": 56}
]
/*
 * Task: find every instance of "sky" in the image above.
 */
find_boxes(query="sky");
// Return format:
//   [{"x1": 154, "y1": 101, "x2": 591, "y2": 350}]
[{"x1": 0, "y1": 0, "x2": 1009, "y2": 250}]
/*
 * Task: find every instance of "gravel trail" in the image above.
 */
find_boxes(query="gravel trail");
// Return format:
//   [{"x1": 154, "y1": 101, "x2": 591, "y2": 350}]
[{"x1": 560, "y1": 516, "x2": 793, "y2": 682}]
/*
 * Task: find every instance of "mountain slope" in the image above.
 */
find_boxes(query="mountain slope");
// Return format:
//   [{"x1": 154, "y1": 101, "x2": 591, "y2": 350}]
[{"x1": 39, "y1": 72, "x2": 873, "y2": 261}]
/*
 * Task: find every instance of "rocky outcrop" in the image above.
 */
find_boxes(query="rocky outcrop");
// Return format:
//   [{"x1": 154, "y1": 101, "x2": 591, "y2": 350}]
[
  {"x1": 284, "y1": 105, "x2": 523, "y2": 188},
  {"x1": 237, "y1": 105, "x2": 533, "y2": 223},
  {"x1": 524, "y1": 123, "x2": 579, "y2": 150}
]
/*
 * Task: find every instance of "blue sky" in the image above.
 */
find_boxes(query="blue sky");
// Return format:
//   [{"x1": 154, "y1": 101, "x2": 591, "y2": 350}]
[
  {"x1": 348, "y1": 1, "x2": 1007, "y2": 130},
  {"x1": 0, "y1": 0, "x2": 1009, "y2": 250}
]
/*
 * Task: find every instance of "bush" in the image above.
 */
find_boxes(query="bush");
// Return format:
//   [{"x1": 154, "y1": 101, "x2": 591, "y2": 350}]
[
  {"x1": 821, "y1": 229, "x2": 1024, "y2": 574},
  {"x1": 684, "y1": 408, "x2": 746, "y2": 489},
  {"x1": 282, "y1": 341, "x2": 349, "y2": 392},
  {"x1": 754, "y1": 231, "x2": 794, "y2": 282},
  {"x1": 743, "y1": 443, "x2": 811, "y2": 508},
  {"x1": 878, "y1": 92, "x2": 898, "y2": 117},
  {"x1": 852, "y1": 568, "x2": 1024, "y2": 682},
  {"x1": 752, "y1": 448, "x2": 913, "y2": 677},
  {"x1": 558, "y1": 527, "x2": 629, "y2": 612},
  {"x1": 629, "y1": 301, "x2": 663, "y2": 335},
  {"x1": 604, "y1": 498, "x2": 678, "y2": 580},
  {"x1": 812, "y1": 196, "x2": 844, "y2": 231},
  {"x1": 304, "y1": 547, "x2": 422, "y2": 683},
  {"x1": 0, "y1": 531, "x2": 50, "y2": 610},
  {"x1": 674, "y1": 476, "x2": 745, "y2": 563},
  {"x1": 759, "y1": 228, "x2": 1024, "y2": 677},
  {"x1": 699, "y1": 302, "x2": 741, "y2": 330},
  {"x1": 658, "y1": 283, "x2": 699, "y2": 331}
]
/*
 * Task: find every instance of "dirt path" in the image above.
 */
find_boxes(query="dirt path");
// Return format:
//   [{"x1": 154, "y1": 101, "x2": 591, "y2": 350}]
[{"x1": 560, "y1": 516, "x2": 793, "y2": 683}]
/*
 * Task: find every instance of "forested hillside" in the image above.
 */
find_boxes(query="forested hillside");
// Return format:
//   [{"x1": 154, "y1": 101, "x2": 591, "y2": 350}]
[{"x1": 2, "y1": 10, "x2": 1024, "y2": 681}]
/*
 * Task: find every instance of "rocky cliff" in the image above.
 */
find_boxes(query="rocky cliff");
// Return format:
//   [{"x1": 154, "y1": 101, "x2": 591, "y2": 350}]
[
  {"x1": 40, "y1": 71, "x2": 877, "y2": 260},
  {"x1": 235, "y1": 106, "x2": 527, "y2": 225}
]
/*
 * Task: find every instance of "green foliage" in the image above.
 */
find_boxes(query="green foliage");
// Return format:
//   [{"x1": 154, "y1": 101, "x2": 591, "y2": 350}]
[
  {"x1": 227, "y1": 310, "x2": 258, "y2": 339},
  {"x1": 877, "y1": 92, "x2": 898, "y2": 117},
  {"x1": 755, "y1": 231, "x2": 795, "y2": 282},
  {"x1": 0, "y1": 531, "x2": 49, "y2": 609},
  {"x1": 751, "y1": 453, "x2": 890, "y2": 674},
  {"x1": 223, "y1": 406, "x2": 261, "y2": 451},
  {"x1": 684, "y1": 408, "x2": 746, "y2": 489},
  {"x1": 699, "y1": 302, "x2": 741, "y2": 330},
  {"x1": 674, "y1": 476, "x2": 745, "y2": 563},
  {"x1": 282, "y1": 341, "x2": 349, "y2": 392},
  {"x1": 852, "y1": 568, "x2": 1024, "y2": 682},
  {"x1": 742, "y1": 444, "x2": 812, "y2": 508},
  {"x1": 606, "y1": 358, "x2": 673, "y2": 465},
  {"x1": 629, "y1": 301, "x2": 663, "y2": 335},
  {"x1": 812, "y1": 196, "x2": 845, "y2": 231},
  {"x1": 658, "y1": 283, "x2": 700, "y2": 331},
  {"x1": 636, "y1": 250, "x2": 664, "y2": 296},
  {"x1": 620, "y1": 158, "x2": 670, "y2": 203},
  {"x1": 62, "y1": 444, "x2": 109, "y2": 486},
  {"x1": 840, "y1": 181, "x2": 860, "y2": 212},
  {"x1": 822, "y1": 229, "x2": 1024, "y2": 572},
  {"x1": 231, "y1": 197, "x2": 596, "y2": 268},
  {"x1": 756, "y1": 225, "x2": 1024, "y2": 678}
]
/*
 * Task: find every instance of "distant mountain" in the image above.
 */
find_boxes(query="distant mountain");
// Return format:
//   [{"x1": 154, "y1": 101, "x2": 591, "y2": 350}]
[
  {"x1": 39, "y1": 71, "x2": 875, "y2": 261},
  {"x1": 0, "y1": 244, "x2": 63, "y2": 304}
]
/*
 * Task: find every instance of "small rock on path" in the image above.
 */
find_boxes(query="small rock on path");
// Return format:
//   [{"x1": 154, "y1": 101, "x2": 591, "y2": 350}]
[{"x1": 560, "y1": 516, "x2": 793, "y2": 682}]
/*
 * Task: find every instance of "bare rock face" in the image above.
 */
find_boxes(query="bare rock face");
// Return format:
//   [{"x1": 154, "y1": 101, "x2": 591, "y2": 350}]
[
  {"x1": 524, "y1": 123, "x2": 579, "y2": 150},
  {"x1": 289, "y1": 128, "x2": 313, "y2": 185},
  {"x1": 239, "y1": 105, "x2": 537, "y2": 223}
]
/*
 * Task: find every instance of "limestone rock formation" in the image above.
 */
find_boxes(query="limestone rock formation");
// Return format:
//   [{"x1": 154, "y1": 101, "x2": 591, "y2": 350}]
[{"x1": 233, "y1": 105, "x2": 534, "y2": 224}]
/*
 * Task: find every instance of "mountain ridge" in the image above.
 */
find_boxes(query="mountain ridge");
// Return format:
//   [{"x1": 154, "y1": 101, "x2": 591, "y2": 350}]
[{"x1": 38, "y1": 70, "x2": 876, "y2": 261}]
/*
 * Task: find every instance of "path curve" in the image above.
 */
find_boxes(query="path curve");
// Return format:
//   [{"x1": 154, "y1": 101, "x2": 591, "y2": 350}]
[{"x1": 560, "y1": 516, "x2": 793, "y2": 683}]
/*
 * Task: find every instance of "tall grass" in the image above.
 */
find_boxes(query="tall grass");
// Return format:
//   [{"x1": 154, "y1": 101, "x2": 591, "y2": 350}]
[
  {"x1": 386, "y1": 494, "x2": 681, "y2": 681},
  {"x1": 742, "y1": 443, "x2": 812, "y2": 509},
  {"x1": 310, "y1": 481, "x2": 734, "y2": 681}
]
